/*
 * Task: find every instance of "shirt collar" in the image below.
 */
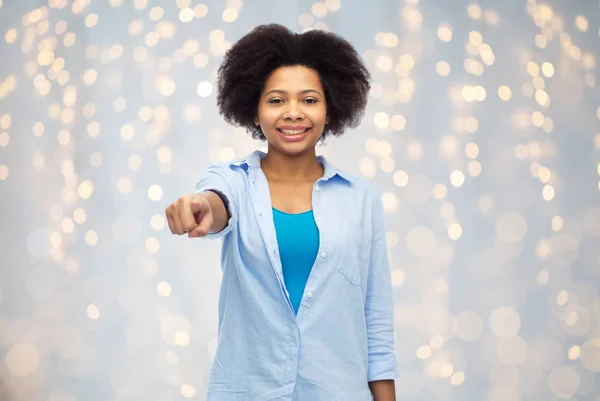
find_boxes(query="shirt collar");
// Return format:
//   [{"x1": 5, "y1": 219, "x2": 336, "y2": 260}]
[{"x1": 229, "y1": 149, "x2": 354, "y2": 184}]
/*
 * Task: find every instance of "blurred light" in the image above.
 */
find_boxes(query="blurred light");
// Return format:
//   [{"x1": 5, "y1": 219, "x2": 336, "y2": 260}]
[
  {"x1": 120, "y1": 124, "x2": 135, "y2": 140},
  {"x1": 468, "y1": 31, "x2": 483, "y2": 46},
  {"x1": 194, "y1": 4, "x2": 208, "y2": 18},
  {"x1": 222, "y1": 8, "x2": 238, "y2": 22},
  {"x1": 437, "y1": 24, "x2": 452, "y2": 42},
  {"x1": 542, "y1": 184, "x2": 555, "y2": 201},
  {"x1": 85, "y1": 230, "x2": 98, "y2": 246},
  {"x1": 448, "y1": 223, "x2": 462, "y2": 240},
  {"x1": 542, "y1": 62, "x2": 555, "y2": 77},
  {"x1": 134, "y1": 0, "x2": 148, "y2": 10},
  {"x1": 406, "y1": 226, "x2": 436, "y2": 257},
  {"x1": 78, "y1": 180, "x2": 94, "y2": 199},
  {"x1": 393, "y1": 170, "x2": 409, "y2": 187},
  {"x1": 325, "y1": 0, "x2": 341, "y2": 11},
  {"x1": 174, "y1": 331, "x2": 189, "y2": 346},
  {"x1": 85, "y1": 13, "x2": 98, "y2": 27},
  {"x1": 87, "y1": 304, "x2": 100, "y2": 319},
  {"x1": 359, "y1": 157, "x2": 376, "y2": 179},
  {"x1": 432, "y1": 184, "x2": 447, "y2": 200},
  {"x1": 436, "y1": 61, "x2": 450, "y2": 76},
  {"x1": 157, "y1": 281, "x2": 172, "y2": 297},
  {"x1": 467, "y1": 160, "x2": 482, "y2": 177},
  {"x1": 128, "y1": 20, "x2": 144, "y2": 36},
  {"x1": 148, "y1": 185, "x2": 163, "y2": 201},
  {"x1": 467, "y1": 4, "x2": 482, "y2": 20},
  {"x1": 498, "y1": 85, "x2": 512, "y2": 101},
  {"x1": 149, "y1": 6, "x2": 164, "y2": 21},
  {"x1": 374, "y1": 112, "x2": 390, "y2": 128},
  {"x1": 490, "y1": 306, "x2": 521, "y2": 338},
  {"x1": 5, "y1": 28, "x2": 17, "y2": 43},
  {"x1": 181, "y1": 384, "x2": 196, "y2": 398},
  {"x1": 450, "y1": 170, "x2": 465, "y2": 187},
  {"x1": 197, "y1": 81, "x2": 213, "y2": 97},
  {"x1": 390, "y1": 114, "x2": 406, "y2": 131},
  {"x1": 406, "y1": 140, "x2": 423, "y2": 160},
  {"x1": 527, "y1": 62, "x2": 540, "y2": 77},
  {"x1": 575, "y1": 16, "x2": 588, "y2": 32},
  {"x1": 145, "y1": 237, "x2": 160, "y2": 253},
  {"x1": 376, "y1": 55, "x2": 393, "y2": 72},
  {"x1": 0, "y1": 165, "x2": 8, "y2": 180},
  {"x1": 6, "y1": 344, "x2": 39, "y2": 376}
]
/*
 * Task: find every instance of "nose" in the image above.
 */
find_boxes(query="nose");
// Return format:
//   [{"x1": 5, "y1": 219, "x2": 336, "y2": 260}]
[{"x1": 283, "y1": 101, "x2": 304, "y2": 121}]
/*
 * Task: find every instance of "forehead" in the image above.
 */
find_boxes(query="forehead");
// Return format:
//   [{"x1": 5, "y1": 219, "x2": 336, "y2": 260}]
[{"x1": 262, "y1": 65, "x2": 323, "y2": 92}]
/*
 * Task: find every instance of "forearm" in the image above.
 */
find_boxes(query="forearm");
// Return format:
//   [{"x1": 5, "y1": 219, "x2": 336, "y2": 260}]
[{"x1": 369, "y1": 379, "x2": 396, "y2": 401}]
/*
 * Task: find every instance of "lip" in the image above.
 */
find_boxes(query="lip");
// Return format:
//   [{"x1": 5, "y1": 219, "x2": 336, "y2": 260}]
[{"x1": 276, "y1": 127, "x2": 311, "y2": 142}]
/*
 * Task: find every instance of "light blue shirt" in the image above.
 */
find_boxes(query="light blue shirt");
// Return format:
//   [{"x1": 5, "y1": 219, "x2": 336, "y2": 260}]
[
  {"x1": 272, "y1": 208, "x2": 320, "y2": 315},
  {"x1": 194, "y1": 149, "x2": 398, "y2": 401}
]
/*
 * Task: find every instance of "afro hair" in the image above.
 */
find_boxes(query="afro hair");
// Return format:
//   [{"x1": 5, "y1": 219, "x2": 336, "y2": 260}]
[{"x1": 216, "y1": 24, "x2": 371, "y2": 141}]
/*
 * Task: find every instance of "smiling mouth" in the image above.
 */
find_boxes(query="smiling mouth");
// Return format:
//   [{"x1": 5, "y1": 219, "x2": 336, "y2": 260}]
[{"x1": 277, "y1": 128, "x2": 311, "y2": 136}]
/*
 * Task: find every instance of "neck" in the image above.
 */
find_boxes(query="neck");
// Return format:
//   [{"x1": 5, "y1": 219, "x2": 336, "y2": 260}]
[{"x1": 261, "y1": 145, "x2": 324, "y2": 182}]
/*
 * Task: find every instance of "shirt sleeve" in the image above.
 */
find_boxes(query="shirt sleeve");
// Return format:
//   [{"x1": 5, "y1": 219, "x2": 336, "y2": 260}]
[
  {"x1": 193, "y1": 163, "x2": 238, "y2": 240},
  {"x1": 365, "y1": 188, "x2": 399, "y2": 382}
]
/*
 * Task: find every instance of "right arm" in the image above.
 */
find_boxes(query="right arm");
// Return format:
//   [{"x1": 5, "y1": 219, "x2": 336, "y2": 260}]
[{"x1": 166, "y1": 164, "x2": 238, "y2": 239}]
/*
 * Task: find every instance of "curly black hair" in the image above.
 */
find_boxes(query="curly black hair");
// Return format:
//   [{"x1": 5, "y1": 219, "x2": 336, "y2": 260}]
[{"x1": 216, "y1": 24, "x2": 371, "y2": 141}]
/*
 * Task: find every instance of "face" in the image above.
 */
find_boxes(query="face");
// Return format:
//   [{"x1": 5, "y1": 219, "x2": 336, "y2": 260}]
[{"x1": 254, "y1": 65, "x2": 329, "y2": 156}]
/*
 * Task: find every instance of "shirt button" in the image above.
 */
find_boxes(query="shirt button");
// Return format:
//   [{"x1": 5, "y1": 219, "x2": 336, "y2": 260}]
[
  {"x1": 306, "y1": 291, "x2": 313, "y2": 298},
  {"x1": 320, "y1": 251, "x2": 327, "y2": 258},
  {"x1": 317, "y1": 216, "x2": 323, "y2": 221},
  {"x1": 315, "y1": 186, "x2": 320, "y2": 191}
]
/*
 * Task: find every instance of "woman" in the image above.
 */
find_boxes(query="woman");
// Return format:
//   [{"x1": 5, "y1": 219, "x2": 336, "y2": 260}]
[{"x1": 166, "y1": 24, "x2": 397, "y2": 401}]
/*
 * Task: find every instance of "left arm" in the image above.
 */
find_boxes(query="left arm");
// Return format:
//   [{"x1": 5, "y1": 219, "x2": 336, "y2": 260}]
[{"x1": 365, "y1": 191, "x2": 398, "y2": 400}]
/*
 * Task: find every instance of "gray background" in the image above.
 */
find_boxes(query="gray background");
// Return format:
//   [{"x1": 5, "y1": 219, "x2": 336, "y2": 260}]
[{"x1": 1, "y1": 0, "x2": 600, "y2": 400}]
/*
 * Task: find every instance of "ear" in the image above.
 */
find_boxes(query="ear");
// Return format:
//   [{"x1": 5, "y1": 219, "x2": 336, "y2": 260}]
[
  {"x1": 254, "y1": 117, "x2": 259, "y2": 126},
  {"x1": 325, "y1": 115, "x2": 330, "y2": 124}
]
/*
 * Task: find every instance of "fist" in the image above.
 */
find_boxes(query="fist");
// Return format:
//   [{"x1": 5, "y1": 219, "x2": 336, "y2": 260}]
[{"x1": 165, "y1": 193, "x2": 213, "y2": 238}]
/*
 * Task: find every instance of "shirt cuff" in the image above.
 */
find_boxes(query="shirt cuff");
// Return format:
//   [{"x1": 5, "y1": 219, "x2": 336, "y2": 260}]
[
  {"x1": 194, "y1": 171, "x2": 237, "y2": 239},
  {"x1": 368, "y1": 355, "x2": 399, "y2": 382}
]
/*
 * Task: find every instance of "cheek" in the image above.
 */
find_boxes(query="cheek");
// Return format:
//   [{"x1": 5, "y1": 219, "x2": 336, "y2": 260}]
[
  {"x1": 257, "y1": 108, "x2": 278, "y2": 126},
  {"x1": 310, "y1": 108, "x2": 328, "y2": 124}
]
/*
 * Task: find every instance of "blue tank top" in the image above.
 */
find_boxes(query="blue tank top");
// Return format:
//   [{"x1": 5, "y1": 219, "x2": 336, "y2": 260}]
[{"x1": 272, "y1": 207, "x2": 319, "y2": 315}]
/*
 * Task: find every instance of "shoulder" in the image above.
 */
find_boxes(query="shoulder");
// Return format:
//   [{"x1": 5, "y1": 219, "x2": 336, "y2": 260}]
[
  {"x1": 195, "y1": 153, "x2": 253, "y2": 192},
  {"x1": 335, "y1": 168, "x2": 383, "y2": 201},
  {"x1": 203, "y1": 152, "x2": 255, "y2": 177}
]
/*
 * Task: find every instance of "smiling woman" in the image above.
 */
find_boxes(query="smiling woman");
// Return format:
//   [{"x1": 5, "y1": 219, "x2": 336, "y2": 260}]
[
  {"x1": 216, "y1": 23, "x2": 370, "y2": 142},
  {"x1": 165, "y1": 23, "x2": 398, "y2": 401}
]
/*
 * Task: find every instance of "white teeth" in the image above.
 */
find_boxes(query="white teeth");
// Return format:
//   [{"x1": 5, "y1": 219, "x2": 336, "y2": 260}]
[{"x1": 280, "y1": 129, "x2": 307, "y2": 135}]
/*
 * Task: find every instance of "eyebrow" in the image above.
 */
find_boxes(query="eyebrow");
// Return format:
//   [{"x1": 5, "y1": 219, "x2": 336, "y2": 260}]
[{"x1": 264, "y1": 89, "x2": 323, "y2": 97}]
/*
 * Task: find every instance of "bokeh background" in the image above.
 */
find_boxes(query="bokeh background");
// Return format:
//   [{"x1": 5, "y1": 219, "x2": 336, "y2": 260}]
[{"x1": 1, "y1": 0, "x2": 600, "y2": 400}]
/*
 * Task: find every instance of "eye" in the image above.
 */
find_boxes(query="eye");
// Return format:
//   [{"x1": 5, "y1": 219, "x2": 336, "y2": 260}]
[
  {"x1": 268, "y1": 98, "x2": 283, "y2": 104},
  {"x1": 304, "y1": 98, "x2": 318, "y2": 104}
]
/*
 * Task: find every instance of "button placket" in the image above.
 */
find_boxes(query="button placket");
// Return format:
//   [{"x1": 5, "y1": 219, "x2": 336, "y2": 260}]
[{"x1": 250, "y1": 168, "x2": 293, "y2": 316}]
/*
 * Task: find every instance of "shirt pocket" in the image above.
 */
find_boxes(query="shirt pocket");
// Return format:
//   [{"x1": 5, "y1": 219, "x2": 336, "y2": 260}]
[{"x1": 337, "y1": 220, "x2": 369, "y2": 286}]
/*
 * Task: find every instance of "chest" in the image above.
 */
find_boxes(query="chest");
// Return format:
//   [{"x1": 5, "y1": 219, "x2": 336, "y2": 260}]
[{"x1": 267, "y1": 179, "x2": 316, "y2": 214}]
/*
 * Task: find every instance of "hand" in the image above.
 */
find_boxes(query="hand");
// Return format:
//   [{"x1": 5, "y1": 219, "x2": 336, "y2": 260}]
[{"x1": 165, "y1": 193, "x2": 214, "y2": 238}]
